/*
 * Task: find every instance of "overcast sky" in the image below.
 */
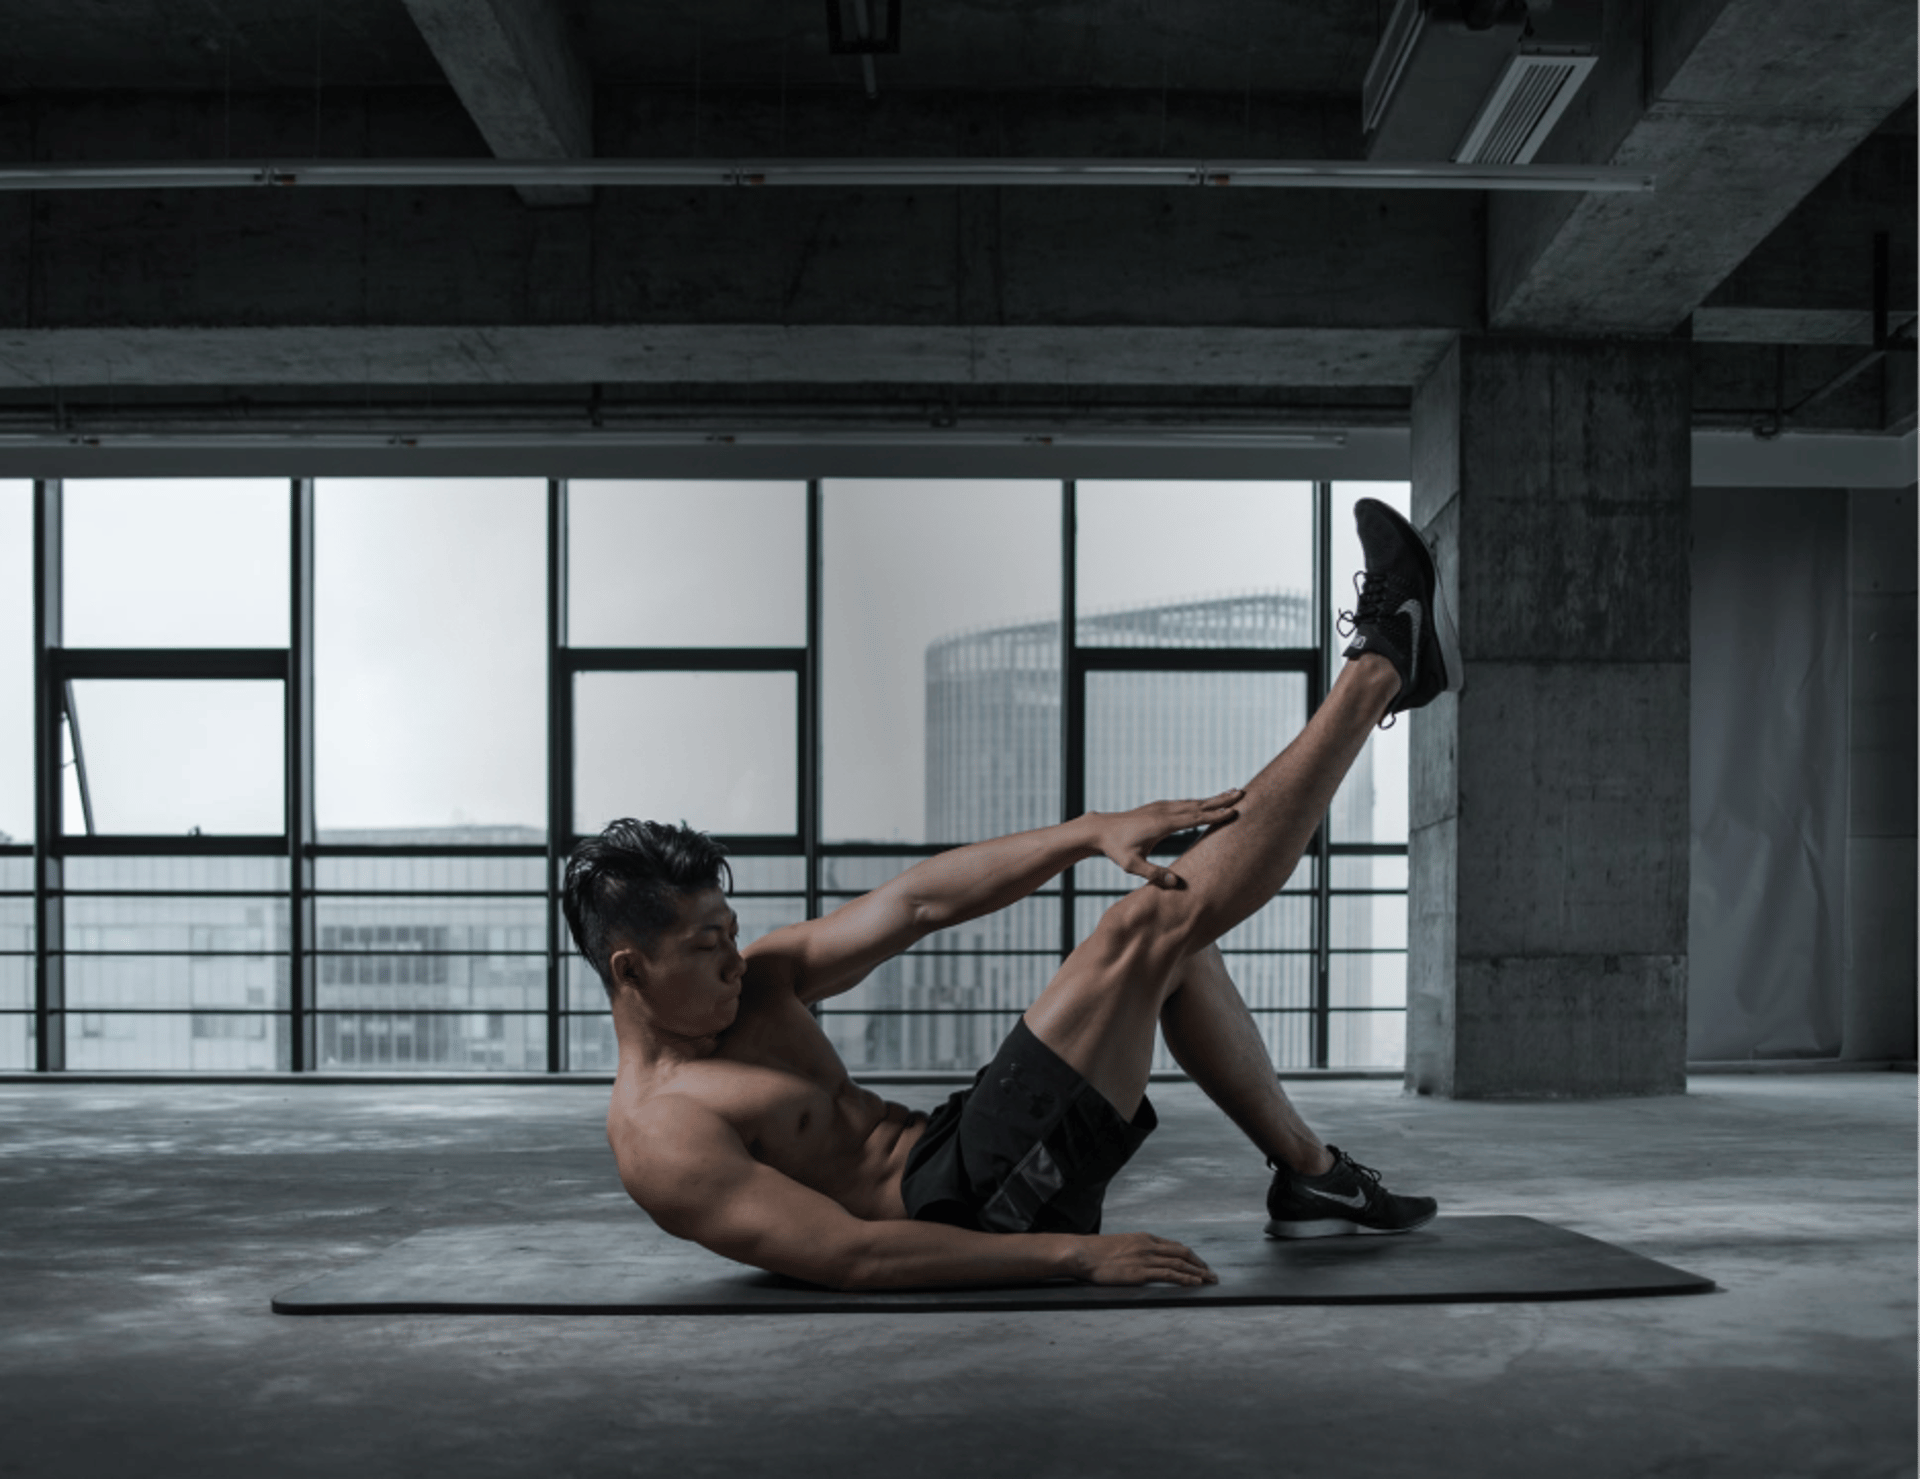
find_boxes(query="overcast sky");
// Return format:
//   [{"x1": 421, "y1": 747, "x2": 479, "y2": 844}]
[{"x1": 0, "y1": 477, "x2": 1409, "y2": 846}]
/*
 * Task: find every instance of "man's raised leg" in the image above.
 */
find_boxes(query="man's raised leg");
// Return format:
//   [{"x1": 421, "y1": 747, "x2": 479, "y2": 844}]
[
  {"x1": 1023, "y1": 497, "x2": 1460, "y2": 1235},
  {"x1": 1023, "y1": 653, "x2": 1401, "y2": 1123}
]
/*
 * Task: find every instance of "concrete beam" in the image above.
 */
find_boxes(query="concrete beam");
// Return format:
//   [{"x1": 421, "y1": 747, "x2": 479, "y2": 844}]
[
  {"x1": 1692, "y1": 309, "x2": 1902, "y2": 347},
  {"x1": 0, "y1": 324, "x2": 1457, "y2": 389},
  {"x1": 1488, "y1": 0, "x2": 1917, "y2": 335},
  {"x1": 399, "y1": 0, "x2": 593, "y2": 206},
  {"x1": 1697, "y1": 130, "x2": 1917, "y2": 342}
]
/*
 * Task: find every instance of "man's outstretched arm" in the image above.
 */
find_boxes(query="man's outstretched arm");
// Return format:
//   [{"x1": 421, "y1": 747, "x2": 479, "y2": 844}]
[
  {"x1": 748, "y1": 792, "x2": 1241, "y2": 1005},
  {"x1": 623, "y1": 1096, "x2": 1216, "y2": 1291}
]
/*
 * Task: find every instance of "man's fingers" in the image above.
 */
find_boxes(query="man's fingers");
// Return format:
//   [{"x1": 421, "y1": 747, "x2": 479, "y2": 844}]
[
  {"x1": 1146, "y1": 1257, "x2": 1218, "y2": 1287},
  {"x1": 1147, "y1": 1237, "x2": 1215, "y2": 1278},
  {"x1": 1097, "y1": 1232, "x2": 1219, "y2": 1287},
  {"x1": 1123, "y1": 854, "x2": 1183, "y2": 889},
  {"x1": 1187, "y1": 789, "x2": 1243, "y2": 826}
]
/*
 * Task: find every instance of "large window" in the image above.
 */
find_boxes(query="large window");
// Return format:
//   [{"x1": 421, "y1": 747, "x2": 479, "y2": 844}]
[
  {"x1": 312, "y1": 478, "x2": 549, "y2": 1071},
  {"x1": 3, "y1": 477, "x2": 1410, "y2": 1074},
  {"x1": 824, "y1": 480, "x2": 1061, "y2": 845}
]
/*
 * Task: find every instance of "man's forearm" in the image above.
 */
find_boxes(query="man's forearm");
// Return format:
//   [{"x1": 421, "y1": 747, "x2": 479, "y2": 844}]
[
  {"x1": 889, "y1": 816, "x2": 1101, "y2": 931},
  {"x1": 836, "y1": 1218, "x2": 1083, "y2": 1291}
]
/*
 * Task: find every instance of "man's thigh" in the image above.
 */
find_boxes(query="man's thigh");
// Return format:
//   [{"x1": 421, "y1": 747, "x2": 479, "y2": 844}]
[{"x1": 901, "y1": 1016, "x2": 1157, "y2": 1236}]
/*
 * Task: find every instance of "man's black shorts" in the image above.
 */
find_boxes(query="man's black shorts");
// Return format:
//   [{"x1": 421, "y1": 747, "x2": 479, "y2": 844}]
[{"x1": 899, "y1": 1018, "x2": 1157, "y2": 1236}]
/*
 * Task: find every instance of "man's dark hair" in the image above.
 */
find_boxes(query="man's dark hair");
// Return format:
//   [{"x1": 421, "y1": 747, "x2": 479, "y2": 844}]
[{"x1": 562, "y1": 819, "x2": 732, "y2": 996}]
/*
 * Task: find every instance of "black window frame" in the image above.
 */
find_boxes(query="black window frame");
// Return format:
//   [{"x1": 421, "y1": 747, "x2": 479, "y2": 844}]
[{"x1": 7, "y1": 475, "x2": 1408, "y2": 1075}]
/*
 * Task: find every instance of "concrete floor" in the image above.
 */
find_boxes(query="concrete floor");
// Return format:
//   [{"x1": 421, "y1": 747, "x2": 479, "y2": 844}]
[{"x1": 0, "y1": 1074, "x2": 1912, "y2": 1479}]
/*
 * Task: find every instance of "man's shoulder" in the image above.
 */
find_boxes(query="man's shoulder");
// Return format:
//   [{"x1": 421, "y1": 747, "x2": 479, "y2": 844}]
[
  {"x1": 614, "y1": 1073, "x2": 744, "y2": 1145},
  {"x1": 611, "y1": 1056, "x2": 793, "y2": 1153},
  {"x1": 609, "y1": 1083, "x2": 746, "y2": 1208}
]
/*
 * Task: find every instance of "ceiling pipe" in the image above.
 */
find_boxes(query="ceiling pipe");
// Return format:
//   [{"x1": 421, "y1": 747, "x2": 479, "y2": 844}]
[
  {"x1": 0, "y1": 158, "x2": 1654, "y2": 193},
  {"x1": 0, "y1": 427, "x2": 1352, "y2": 450}
]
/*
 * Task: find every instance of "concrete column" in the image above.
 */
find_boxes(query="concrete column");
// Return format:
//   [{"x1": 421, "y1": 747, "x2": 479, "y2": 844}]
[
  {"x1": 1406, "y1": 338, "x2": 1692, "y2": 1098},
  {"x1": 1843, "y1": 485, "x2": 1918, "y2": 1061}
]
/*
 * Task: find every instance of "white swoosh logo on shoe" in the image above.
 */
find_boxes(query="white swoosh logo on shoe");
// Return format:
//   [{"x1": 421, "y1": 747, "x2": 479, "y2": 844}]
[
  {"x1": 1396, "y1": 598, "x2": 1423, "y2": 692},
  {"x1": 1304, "y1": 1185, "x2": 1370, "y2": 1210}
]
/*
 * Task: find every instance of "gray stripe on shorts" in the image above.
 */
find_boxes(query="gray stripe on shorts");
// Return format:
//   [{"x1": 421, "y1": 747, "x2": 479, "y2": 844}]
[{"x1": 979, "y1": 1139, "x2": 1066, "y2": 1234}]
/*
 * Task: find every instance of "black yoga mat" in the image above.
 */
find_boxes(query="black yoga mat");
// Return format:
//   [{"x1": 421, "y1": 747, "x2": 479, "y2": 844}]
[{"x1": 272, "y1": 1215, "x2": 1713, "y2": 1315}]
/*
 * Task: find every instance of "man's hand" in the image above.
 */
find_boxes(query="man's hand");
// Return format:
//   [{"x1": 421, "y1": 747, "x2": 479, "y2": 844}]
[
  {"x1": 1089, "y1": 791, "x2": 1244, "y2": 890},
  {"x1": 1071, "y1": 1232, "x2": 1219, "y2": 1287}
]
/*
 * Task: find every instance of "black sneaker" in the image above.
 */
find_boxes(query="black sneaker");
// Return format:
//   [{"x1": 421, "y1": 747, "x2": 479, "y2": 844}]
[
  {"x1": 1338, "y1": 498, "x2": 1464, "y2": 716},
  {"x1": 1264, "y1": 1146, "x2": 1439, "y2": 1239}
]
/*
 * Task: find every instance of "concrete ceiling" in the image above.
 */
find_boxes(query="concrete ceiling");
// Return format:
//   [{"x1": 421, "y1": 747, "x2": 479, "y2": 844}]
[
  {"x1": 2, "y1": 0, "x2": 1385, "y2": 94},
  {"x1": 0, "y1": 0, "x2": 1913, "y2": 449}
]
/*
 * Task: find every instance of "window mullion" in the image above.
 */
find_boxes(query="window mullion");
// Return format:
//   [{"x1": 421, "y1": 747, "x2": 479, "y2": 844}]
[
  {"x1": 1314, "y1": 479, "x2": 1333, "y2": 1071},
  {"x1": 288, "y1": 477, "x2": 315, "y2": 1072},
  {"x1": 32, "y1": 478, "x2": 64, "y2": 1073},
  {"x1": 546, "y1": 477, "x2": 568, "y2": 1073}
]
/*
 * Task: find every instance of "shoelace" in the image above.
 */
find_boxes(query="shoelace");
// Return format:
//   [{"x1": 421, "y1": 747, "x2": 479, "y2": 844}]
[
  {"x1": 1268, "y1": 1146, "x2": 1383, "y2": 1186},
  {"x1": 1329, "y1": 1147, "x2": 1383, "y2": 1185},
  {"x1": 1335, "y1": 569, "x2": 1417, "y2": 730},
  {"x1": 1337, "y1": 567, "x2": 1423, "y2": 640}
]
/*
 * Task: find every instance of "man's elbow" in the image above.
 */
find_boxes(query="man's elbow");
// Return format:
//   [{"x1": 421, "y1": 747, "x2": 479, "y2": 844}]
[
  {"x1": 909, "y1": 902, "x2": 952, "y2": 937},
  {"x1": 822, "y1": 1245, "x2": 880, "y2": 1292},
  {"x1": 817, "y1": 1227, "x2": 893, "y2": 1292}
]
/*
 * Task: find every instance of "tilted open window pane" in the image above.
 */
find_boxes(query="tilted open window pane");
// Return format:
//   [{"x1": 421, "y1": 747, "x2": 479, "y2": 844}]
[
  {"x1": 1084, "y1": 670, "x2": 1307, "y2": 814},
  {"x1": 1329, "y1": 482, "x2": 1412, "y2": 845},
  {"x1": 0, "y1": 482, "x2": 29, "y2": 843},
  {"x1": 574, "y1": 671, "x2": 797, "y2": 837},
  {"x1": 568, "y1": 481, "x2": 806, "y2": 647},
  {"x1": 315, "y1": 479, "x2": 546, "y2": 837},
  {"x1": 63, "y1": 479, "x2": 289, "y2": 648},
  {"x1": 823, "y1": 480, "x2": 1060, "y2": 844},
  {"x1": 1077, "y1": 483, "x2": 1315, "y2": 648},
  {"x1": 63, "y1": 680, "x2": 284, "y2": 835}
]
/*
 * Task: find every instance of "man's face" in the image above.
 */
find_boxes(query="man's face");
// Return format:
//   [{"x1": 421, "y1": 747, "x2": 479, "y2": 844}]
[{"x1": 616, "y1": 887, "x2": 745, "y2": 1040}]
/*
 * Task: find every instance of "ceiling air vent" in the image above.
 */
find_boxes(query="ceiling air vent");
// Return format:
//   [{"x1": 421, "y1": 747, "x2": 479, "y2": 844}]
[
  {"x1": 1454, "y1": 50, "x2": 1598, "y2": 165},
  {"x1": 1362, "y1": 0, "x2": 1599, "y2": 164}
]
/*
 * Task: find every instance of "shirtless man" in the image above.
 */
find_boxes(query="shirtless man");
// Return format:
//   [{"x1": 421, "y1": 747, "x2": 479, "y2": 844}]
[{"x1": 564, "y1": 499, "x2": 1459, "y2": 1290}]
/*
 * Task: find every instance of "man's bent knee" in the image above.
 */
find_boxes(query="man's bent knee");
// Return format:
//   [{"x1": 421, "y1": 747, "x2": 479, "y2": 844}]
[{"x1": 1088, "y1": 886, "x2": 1206, "y2": 991}]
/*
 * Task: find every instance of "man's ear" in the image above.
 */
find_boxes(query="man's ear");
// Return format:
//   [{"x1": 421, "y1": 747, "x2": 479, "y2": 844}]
[{"x1": 607, "y1": 943, "x2": 650, "y2": 998}]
